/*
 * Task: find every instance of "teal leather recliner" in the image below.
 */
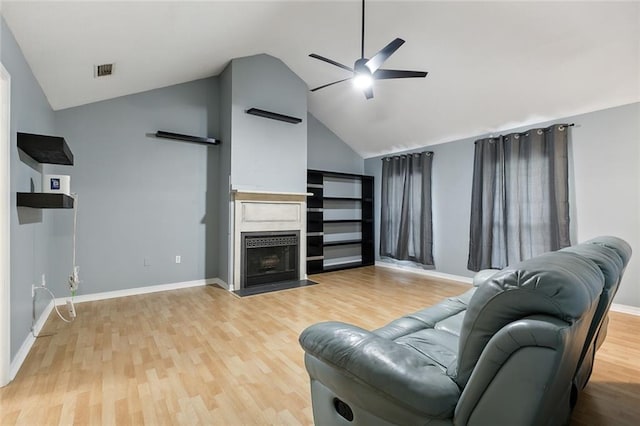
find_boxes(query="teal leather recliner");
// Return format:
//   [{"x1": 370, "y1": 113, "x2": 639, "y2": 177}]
[{"x1": 299, "y1": 236, "x2": 631, "y2": 425}]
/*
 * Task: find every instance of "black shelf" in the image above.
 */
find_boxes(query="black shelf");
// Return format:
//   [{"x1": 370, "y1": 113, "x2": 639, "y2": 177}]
[
  {"x1": 323, "y1": 239, "x2": 362, "y2": 247},
  {"x1": 324, "y1": 219, "x2": 362, "y2": 224},
  {"x1": 155, "y1": 131, "x2": 219, "y2": 145},
  {"x1": 322, "y1": 261, "x2": 365, "y2": 272},
  {"x1": 16, "y1": 132, "x2": 76, "y2": 209},
  {"x1": 308, "y1": 169, "x2": 366, "y2": 180},
  {"x1": 17, "y1": 132, "x2": 74, "y2": 165},
  {"x1": 17, "y1": 193, "x2": 74, "y2": 209},
  {"x1": 245, "y1": 108, "x2": 302, "y2": 124},
  {"x1": 323, "y1": 197, "x2": 361, "y2": 201}
]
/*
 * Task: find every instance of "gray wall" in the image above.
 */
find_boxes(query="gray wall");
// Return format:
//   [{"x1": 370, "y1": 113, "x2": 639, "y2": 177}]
[
  {"x1": 365, "y1": 102, "x2": 640, "y2": 307},
  {"x1": 2, "y1": 18, "x2": 58, "y2": 359},
  {"x1": 51, "y1": 78, "x2": 220, "y2": 298},
  {"x1": 568, "y1": 103, "x2": 639, "y2": 307},
  {"x1": 217, "y1": 62, "x2": 232, "y2": 285},
  {"x1": 229, "y1": 54, "x2": 307, "y2": 194},
  {"x1": 307, "y1": 113, "x2": 364, "y2": 174}
]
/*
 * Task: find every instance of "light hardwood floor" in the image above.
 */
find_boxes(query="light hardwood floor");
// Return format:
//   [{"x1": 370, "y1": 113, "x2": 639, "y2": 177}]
[{"x1": 1, "y1": 266, "x2": 639, "y2": 425}]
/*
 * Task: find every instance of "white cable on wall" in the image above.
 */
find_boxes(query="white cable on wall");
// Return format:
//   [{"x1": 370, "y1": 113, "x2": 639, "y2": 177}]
[
  {"x1": 68, "y1": 192, "x2": 79, "y2": 293},
  {"x1": 31, "y1": 192, "x2": 80, "y2": 337}
]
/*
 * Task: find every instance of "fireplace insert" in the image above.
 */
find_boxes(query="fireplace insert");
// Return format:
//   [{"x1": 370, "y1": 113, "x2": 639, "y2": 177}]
[{"x1": 241, "y1": 231, "x2": 299, "y2": 288}]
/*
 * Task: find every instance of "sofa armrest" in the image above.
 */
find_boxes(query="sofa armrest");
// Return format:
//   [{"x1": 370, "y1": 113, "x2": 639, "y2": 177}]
[
  {"x1": 454, "y1": 315, "x2": 573, "y2": 426},
  {"x1": 300, "y1": 321, "x2": 461, "y2": 418}
]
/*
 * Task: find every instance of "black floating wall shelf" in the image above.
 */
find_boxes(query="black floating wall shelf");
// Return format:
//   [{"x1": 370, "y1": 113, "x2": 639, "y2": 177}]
[
  {"x1": 17, "y1": 132, "x2": 74, "y2": 165},
  {"x1": 245, "y1": 108, "x2": 302, "y2": 124},
  {"x1": 17, "y1": 193, "x2": 74, "y2": 209},
  {"x1": 155, "y1": 131, "x2": 220, "y2": 145}
]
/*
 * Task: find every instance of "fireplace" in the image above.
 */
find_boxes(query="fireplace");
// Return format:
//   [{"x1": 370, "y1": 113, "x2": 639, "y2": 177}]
[
  {"x1": 241, "y1": 231, "x2": 299, "y2": 288},
  {"x1": 231, "y1": 190, "x2": 307, "y2": 291}
]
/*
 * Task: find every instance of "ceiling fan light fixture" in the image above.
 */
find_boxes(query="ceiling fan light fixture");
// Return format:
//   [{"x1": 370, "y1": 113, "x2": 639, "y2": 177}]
[
  {"x1": 308, "y1": 0, "x2": 427, "y2": 99},
  {"x1": 353, "y1": 73, "x2": 373, "y2": 90}
]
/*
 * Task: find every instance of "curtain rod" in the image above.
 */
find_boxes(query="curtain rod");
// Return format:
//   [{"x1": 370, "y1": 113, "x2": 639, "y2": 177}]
[
  {"x1": 381, "y1": 151, "x2": 433, "y2": 161},
  {"x1": 476, "y1": 123, "x2": 576, "y2": 143}
]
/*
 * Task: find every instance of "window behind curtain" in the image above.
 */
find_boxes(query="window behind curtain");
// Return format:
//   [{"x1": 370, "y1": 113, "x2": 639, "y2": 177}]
[
  {"x1": 380, "y1": 152, "x2": 434, "y2": 266},
  {"x1": 468, "y1": 124, "x2": 571, "y2": 271}
]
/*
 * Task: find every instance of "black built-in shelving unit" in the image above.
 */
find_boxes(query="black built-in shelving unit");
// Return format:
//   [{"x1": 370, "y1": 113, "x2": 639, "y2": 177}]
[{"x1": 306, "y1": 169, "x2": 374, "y2": 274}]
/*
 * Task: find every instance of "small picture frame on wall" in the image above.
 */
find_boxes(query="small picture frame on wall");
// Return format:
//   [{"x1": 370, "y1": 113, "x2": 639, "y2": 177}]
[{"x1": 42, "y1": 174, "x2": 70, "y2": 195}]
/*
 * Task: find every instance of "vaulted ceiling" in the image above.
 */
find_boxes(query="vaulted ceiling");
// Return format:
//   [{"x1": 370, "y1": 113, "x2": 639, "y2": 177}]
[{"x1": 2, "y1": 1, "x2": 639, "y2": 158}]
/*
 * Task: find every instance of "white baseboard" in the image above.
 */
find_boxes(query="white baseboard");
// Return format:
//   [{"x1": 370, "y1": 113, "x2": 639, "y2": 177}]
[
  {"x1": 208, "y1": 278, "x2": 229, "y2": 291},
  {"x1": 56, "y1": 278, "x2": 220, "y2": 305},
  {"x1": 9, "y1": 299, "x2": 54, "y2": 381},
  {"x1": 9, "y1": 277, "x2": 221, "y2": 383},
  {"x1": 611, "y1": 303, "x2": 640, "y2": 316},
  {"x1": 375, "y1": 261, "x2": 473, "y2": 285}
]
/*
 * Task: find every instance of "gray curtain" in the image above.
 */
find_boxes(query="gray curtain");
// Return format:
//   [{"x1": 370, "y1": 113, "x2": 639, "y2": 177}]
[
  {"x1": 468, "y1": 124, "x2": 571, "y2": 271},
  {"x1": 380, "y1": 152, "x2": 434, "y2": 266}
]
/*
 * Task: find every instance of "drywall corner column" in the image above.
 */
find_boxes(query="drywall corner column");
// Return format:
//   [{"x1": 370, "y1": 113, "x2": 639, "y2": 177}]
[{"x1": 0, "y1": 63, "x2": 11, "y2": 386}]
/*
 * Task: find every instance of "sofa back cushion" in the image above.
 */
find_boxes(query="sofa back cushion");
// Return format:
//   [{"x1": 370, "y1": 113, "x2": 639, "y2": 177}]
[
  {"x1": 585, "y1": 236, "x2": 632, "y2": 268},
  {"x1": 454, "y1": 251, "x2": 604, "y2": 387},
  {"x1": 560, "y1": 236, "x2": 631, "y2": 389}
]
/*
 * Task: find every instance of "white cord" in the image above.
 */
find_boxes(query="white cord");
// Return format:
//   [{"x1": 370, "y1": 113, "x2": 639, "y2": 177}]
[
  {"x1": 32, "y1": 286, "x2": 75, "y2": 337},
  {"x1": 72, "y1": 192, "x2": 77, "y2": 269},
  {"x1": 32, "y1": 193, "x2": 80, "y2": 338},
  {"x1": 68, "y1": 193, "x2": 79, "y2": 292}
]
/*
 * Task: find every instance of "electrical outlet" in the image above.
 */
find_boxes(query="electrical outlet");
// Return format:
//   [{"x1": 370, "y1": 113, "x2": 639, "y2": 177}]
[
  {"x1": 66, "y1": 300, "x2": 76, "y2": 319},
  {"x1": 175, "y1": 255, "x2": 181, "y2": 264},
  {"x1": 144, "y1": 257, "x2": 151, "y2": 266},
  {"x1": 41, "y1": 273, "x2": 46, "y2": 287}
]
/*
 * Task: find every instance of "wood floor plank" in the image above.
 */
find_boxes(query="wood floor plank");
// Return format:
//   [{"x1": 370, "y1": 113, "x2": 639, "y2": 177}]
[{"x1": 1, "y1": 266, "x2": 638, "y2": 425}]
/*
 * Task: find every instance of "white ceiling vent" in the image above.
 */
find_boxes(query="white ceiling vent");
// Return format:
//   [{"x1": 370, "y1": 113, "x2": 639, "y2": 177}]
[{"x1": 94, "y1": 63, "x2": 114, "y2": 78}]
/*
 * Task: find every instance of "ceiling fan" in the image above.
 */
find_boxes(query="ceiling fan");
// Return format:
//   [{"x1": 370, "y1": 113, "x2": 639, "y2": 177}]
[{"x1": 309, "y1": 0, "x2": 428, "y2": 100}]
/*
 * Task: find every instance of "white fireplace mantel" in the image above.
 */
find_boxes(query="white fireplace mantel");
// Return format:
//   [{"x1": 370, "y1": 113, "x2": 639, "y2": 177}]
[
  {"x1": 231, "y1": 189, "x2": 312, "y2": 198},
  {"x1": 230, "y1": 190, "x2": 308, "y2": 291}
]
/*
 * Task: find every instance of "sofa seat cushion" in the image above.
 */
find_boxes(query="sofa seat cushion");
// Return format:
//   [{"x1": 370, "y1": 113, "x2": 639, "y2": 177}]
[
  {"x1": 301, "y1": 322, "x2": 462, "y2": 419},
  {"x1": 373, "y1": 288, "x2": 475, "y2": 341},
  {"x1": 435, "y1": 310, "x2": 466, "y2": 337},
  {"x1": 370, "y1": 288, "x2": 475, "y2": 373}
]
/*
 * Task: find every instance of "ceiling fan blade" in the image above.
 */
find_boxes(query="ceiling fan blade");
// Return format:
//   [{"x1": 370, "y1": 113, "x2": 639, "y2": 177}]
[
  {"x1": 310, "y1": 78, "x2": 351, "y2": 92},
  {"x1": 374, "y1": 69, "x2": 428, "y2": 80},
  {"x1": 364, "y1": 87, "x2": 374, "y2": 100},
  {"x1": 365, "y1": 38, "x2": 405, "y2": 72},
  {"x1": 309, "y1": 54, "x2": 354, "y2": 72}
]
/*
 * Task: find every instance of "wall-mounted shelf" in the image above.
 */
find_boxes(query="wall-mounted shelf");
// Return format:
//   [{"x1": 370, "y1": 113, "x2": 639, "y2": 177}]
[
  {"x1": 155, "y1": 131, "x2": 219, "y2": 145},
  {"x1": 245, "y1": 108, "x2": 302, "y2": 124},
  {"x1": 17, "y1": 132, "x2": 74, "y2": 165},
  {"x1": 17, "y1": 132, "x2": 75, "y2": 209},
  {"x1": 17, "y1": 193, "x2": 74, "y2": 209}
]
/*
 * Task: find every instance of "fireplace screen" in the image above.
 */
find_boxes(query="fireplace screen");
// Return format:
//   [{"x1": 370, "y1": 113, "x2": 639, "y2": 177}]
[{"x1": 242, "y1": 232, "x2": 299, "y2": 287}]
